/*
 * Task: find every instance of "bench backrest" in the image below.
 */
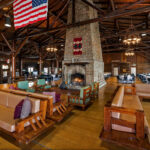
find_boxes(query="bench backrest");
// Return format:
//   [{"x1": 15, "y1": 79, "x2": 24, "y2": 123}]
[
  {"x1": 135, "y1": 83, "x2": 150, "y2": 93},
  {"x1": 111, "y1": 86, "x2": 124, "y2": 118},
  {"x1": 0, "y1": 91, "x2": 40, "y2": 113}
]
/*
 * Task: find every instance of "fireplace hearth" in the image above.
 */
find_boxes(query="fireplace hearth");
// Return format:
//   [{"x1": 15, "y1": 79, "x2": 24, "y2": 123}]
[{"x1": 71, "y1": 73, "x2": 85, "y2": 86}]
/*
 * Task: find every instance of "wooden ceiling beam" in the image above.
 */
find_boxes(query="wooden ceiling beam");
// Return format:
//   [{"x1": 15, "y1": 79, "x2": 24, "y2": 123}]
[
  {"x1": 14, "y1": 37, "x2": 28, "y2": 57},
  {"x1": 81, "y1": 0, "x2": 105, "y2": 15},
  {"x1": 1, "y1": 33, "x2": 14, "y2": 52},
  {"x1": 15, "y1": 6, "x2": 150, "y2": 39},
  {"x1": 50, "y1": 0, "x2": 71, "y2": 28},
  {"x1": 0, "y1": 0, "x2": 14, "y2": 9}
]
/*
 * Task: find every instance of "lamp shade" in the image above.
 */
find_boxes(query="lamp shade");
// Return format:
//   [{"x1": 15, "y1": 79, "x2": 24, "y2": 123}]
[{"x1": 5, "y1": 15, "x2": 11, "y2": 27}]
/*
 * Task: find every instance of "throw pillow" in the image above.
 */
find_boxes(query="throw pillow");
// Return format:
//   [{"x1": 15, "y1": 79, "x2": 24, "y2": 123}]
[
  {"x1": 14, "y1": 99, "x2": 24, "y2": 119},
  {"x1": 56, "y1": 93, "x2": 61, "y2": 103},
  {"x1": 9, "y1": 85, "x2": 16, "y2": 90},
  {"x1": 43, "y1": 92, "x2": 56, "y2": 103},
  {"x1": 20, "y1": 97, "x2": 31, "y2": 119}
]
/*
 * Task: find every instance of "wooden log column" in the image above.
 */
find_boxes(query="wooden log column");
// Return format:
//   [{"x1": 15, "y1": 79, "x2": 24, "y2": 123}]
[
  {"x1": 39, "y1": 54, "x2": 43, "y2": 75},
  {"x1": 12, "y1": 53, "x2": 16, "y2": 80}
]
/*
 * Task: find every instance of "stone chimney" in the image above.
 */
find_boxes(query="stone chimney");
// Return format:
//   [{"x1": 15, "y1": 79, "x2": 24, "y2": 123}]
[{"x1": 63, "y1": 0, "x2": 106, "y2": 87}]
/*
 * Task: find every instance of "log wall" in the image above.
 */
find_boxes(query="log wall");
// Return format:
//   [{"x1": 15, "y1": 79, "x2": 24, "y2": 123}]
[{"x1": 103, "y1": 52, "x2": 150, "y2": 74}]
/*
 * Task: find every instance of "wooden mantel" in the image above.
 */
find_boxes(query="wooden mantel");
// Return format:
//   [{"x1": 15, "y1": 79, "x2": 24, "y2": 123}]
[{"x1": 64, "y1": 62, "x2": 89, "y2": 66}]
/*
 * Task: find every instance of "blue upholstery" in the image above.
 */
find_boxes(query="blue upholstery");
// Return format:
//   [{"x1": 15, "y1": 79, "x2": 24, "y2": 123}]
[
  {"x1": 17, "y1": 81, "x2": 35, "y2": 93},
  {"x1": 37, "y1": 79, "x2": 51, "y2": 90},
  {"x1": 37, "y1": 79, "x2": 46, "y2": 86}
]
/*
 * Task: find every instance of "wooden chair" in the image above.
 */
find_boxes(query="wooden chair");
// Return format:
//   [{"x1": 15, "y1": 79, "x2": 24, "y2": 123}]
[{"x1": 68, "y1": 86, "x2": 92, "y2": 110}]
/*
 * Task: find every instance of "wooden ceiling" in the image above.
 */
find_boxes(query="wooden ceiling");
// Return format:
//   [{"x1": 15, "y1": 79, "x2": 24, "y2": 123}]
[{"x1": 0, "y1": 0, "x2": 150, "y2": 60}]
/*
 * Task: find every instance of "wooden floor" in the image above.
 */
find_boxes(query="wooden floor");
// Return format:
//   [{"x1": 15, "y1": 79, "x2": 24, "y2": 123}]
[{"x1": 0, "y1": 77, "x2": 143, "y2": 150}]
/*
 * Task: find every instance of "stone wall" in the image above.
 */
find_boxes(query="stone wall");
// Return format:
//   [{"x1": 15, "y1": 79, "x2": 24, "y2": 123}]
[{"x1": 63, "y1": 0, "x2": 105, "y2": 87}]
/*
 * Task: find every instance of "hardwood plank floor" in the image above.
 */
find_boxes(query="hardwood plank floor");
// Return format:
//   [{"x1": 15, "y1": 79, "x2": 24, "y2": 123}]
[{"x1": 0, "y1": 78, "x2": 133, "y2": 150}]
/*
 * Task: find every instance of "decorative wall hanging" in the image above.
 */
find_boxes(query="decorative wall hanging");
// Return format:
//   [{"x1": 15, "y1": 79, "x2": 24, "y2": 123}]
[{"x1": 73, "y1": 38, "x2": 82, "y2": 55}]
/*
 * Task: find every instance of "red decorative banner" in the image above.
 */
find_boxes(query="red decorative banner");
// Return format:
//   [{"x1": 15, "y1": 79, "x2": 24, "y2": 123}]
[{"x1": 73, "y1": 37, "x2": 82, "y2": 55}]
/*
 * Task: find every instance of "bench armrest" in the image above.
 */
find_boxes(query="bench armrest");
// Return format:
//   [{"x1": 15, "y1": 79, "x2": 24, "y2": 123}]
[{"x1": 16, "y1": 111, "x2": 45, "y2": 133}]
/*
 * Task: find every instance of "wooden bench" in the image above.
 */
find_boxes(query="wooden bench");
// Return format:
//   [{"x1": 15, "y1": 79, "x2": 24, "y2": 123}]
[
  {"x1": 0, "y1": 90, "x2": 54, "y2": 144},
  {"x1": 100, "y1": 86, "x2": 150, "y2": 150}
]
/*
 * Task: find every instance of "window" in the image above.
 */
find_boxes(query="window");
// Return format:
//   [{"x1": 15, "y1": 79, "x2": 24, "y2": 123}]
[
  {"x1": 3, "y1": 71, "x2": 7, "y2": 77},
  {"x1": 28, "y1": 67, "x2": 34, "y2": 73},
  {"x1": 2, "y1": 65, "x2": 9, "y2": 70},
  {"x1": 44, "y1": 68, "x2": 48, "y2": 74}
]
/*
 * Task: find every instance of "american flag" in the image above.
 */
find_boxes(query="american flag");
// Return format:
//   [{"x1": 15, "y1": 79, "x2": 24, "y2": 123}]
[{"x1": 13, "y1": 0, "x2": 48, "y2": 29}]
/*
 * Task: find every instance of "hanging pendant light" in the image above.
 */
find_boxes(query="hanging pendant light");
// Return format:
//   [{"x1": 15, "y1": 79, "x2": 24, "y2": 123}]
[
  {"x1": 46, "y1": 37, "x2": 58, "y2": 53},
  {"x1": 125, "y1": 48, "x2": 135, "y2": 56},
  {"x1": 123, "y1": 17, "x2": 141, "y2": 46},
  {"x1": 4, "y1": 14, "x2": 11, "y2": 27}
]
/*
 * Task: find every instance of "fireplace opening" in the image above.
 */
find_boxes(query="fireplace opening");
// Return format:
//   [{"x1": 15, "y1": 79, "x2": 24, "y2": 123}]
[{"x1": 71, "y1": 73, "x2": 85, "y2": 86}]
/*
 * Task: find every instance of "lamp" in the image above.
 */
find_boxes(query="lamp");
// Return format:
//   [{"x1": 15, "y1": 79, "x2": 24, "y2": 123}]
[
  {"x1": 46, "y1": 37, "x2": 58, "y2": 52},
  {"x1": 123, "y1": 18, "x2": 141, "y2": 45},
  {"x1": 125, "y1": 49, "x2": 135, "y2": 56},
  {"x1": 4, "y1": 14, "x2": 11, "y2": 27}
]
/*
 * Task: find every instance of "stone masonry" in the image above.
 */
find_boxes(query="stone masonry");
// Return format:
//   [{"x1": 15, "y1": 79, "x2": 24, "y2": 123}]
[{"x1": 63, "y1": 0, "x2": 106, "y2": 87}]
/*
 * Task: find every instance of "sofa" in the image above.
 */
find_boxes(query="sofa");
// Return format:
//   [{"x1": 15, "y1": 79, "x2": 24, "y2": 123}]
[{"x1": 101, "y1": 85, "x2": 150, "y2": 147}]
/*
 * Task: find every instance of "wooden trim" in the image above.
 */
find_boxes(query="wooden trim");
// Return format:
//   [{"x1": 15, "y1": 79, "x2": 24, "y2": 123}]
[
  {"x1": 40, "y1": 100, "x2": 48, "y2": 120},
  {"x1": 136, "y1": 110, "x2": 145, "y2": 138}
]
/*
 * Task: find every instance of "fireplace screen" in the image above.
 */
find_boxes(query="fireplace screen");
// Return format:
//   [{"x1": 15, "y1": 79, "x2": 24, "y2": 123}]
[{"x1": 71, "y1": 73, "x2": 85, "y2": 86}]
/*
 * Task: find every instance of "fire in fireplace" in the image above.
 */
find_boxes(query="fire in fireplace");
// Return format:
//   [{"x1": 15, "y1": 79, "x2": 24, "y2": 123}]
[{"x1": 71, "y1": 73, "x2": 85, "y2": 86}]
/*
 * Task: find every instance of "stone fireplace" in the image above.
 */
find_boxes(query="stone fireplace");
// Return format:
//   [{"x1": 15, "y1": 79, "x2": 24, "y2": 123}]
[{"x1": 63, "y1": 0, "x2": 106, "y2": 89}]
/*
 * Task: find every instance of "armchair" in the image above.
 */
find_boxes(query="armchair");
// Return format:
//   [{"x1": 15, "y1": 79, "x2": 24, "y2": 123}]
[
  {"x1": 36, "y1": 79, "x2": 51, "y2": 92},
  {"x1": 68, "y1": 86, "x2": 92, "y2": 110},
  {"x1": 17, "y1": 81, "x2": 35, "y2": 93}
]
